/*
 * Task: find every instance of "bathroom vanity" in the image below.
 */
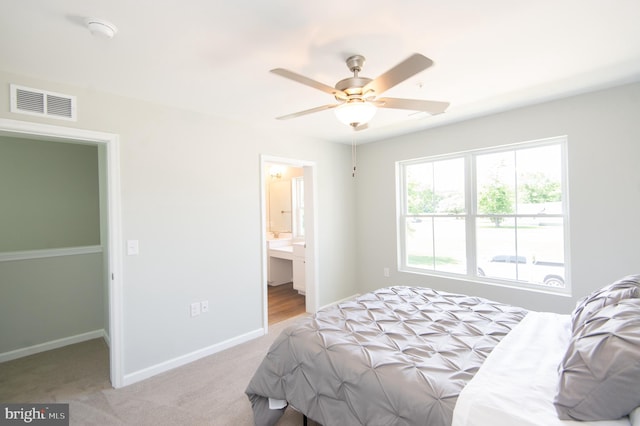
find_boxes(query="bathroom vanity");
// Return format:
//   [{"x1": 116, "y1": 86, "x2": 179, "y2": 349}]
[{"x1": 267, "y1": 238, "x2": 305, "y2": 294}]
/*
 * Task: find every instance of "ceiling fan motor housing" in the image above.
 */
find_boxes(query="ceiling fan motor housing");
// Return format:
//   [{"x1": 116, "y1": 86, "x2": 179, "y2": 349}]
[
  {"x1": 335, "y1": 77, "x2": 373, "y2": 99},
  {"x1": 334, "y1": 55, "x2": 374, "y2": 100}
]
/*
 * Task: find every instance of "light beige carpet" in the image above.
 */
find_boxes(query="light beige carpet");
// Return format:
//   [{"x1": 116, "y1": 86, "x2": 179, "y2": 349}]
[{"x1": 0, "y1": 315, "x2": 319, "y2": 425}]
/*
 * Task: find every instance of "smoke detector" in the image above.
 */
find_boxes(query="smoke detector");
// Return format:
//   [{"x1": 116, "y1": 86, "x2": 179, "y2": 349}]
[{"x1": 85, "y1": 18, "x2": 118, "y2": 39}]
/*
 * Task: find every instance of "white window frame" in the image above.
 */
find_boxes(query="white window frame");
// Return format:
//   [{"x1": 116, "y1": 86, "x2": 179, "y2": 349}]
[
  {"x1": 397, "y1": 136, "x2": 571, "y2": 295},
  {"x1": 292, "y1": 176, "x2": 304, "y2": 238}
]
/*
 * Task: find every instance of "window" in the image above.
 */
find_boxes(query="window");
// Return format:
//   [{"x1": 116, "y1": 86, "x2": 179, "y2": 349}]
[
  {"x1": 292, "y1": 176, "x2": 304, "y2": 237},
  {"x1": 398, "y1": 137, "x2": 569, "y2": 293}
]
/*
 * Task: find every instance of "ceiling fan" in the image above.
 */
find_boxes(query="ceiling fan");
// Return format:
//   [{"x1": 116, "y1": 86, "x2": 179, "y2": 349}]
[{"x1": 270, "y1": 53, "x2": 450, "y2": 130}]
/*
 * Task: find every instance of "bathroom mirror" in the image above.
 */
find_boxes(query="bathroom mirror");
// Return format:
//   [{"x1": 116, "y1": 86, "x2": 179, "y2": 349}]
[{"x1": 269, "y1": 180, "x2": 292, "y2": 234}]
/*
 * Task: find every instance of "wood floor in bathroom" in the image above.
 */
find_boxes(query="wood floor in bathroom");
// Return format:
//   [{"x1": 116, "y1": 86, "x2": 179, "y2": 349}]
[{"x1": 268, "y1": 282, "x2": 306, "y2": 325}]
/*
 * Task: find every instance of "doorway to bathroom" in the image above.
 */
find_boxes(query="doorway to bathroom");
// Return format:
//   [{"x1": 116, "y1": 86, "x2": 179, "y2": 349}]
[{"x1": 260, "y1": 155, "x2": 317, "y2": 329}]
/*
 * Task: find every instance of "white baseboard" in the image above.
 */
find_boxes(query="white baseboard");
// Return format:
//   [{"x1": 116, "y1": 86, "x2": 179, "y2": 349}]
[
  {"x1": 103, "y1": 331, "x2": 111, "y2": 348},
  {"x1": 0, "y1": 329, "x2": 106, "y2": 363},
  {"x1": 122, "y1": 327, "x2": 265, "y2": 387},
  {"x1": 318, "y1": 293, "x2": 359, "y2": 311}
]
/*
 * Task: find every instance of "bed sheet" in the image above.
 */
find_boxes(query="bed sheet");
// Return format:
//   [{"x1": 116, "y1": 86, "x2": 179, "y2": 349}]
[{"x1": 452, "y1": 311, "x2": 631, "y2": 426}]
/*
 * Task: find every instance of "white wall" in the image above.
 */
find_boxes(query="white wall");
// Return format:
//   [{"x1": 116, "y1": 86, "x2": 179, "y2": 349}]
[
  {"x1": 0, "y1": 70, "x2": 358, "y2": 377},
  {"x1": 355, "y1": 82, "x2": 640, "y2": 314}
]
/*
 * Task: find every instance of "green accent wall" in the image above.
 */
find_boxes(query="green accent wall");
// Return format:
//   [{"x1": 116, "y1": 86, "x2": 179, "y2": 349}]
[
  {"x1": 0, "y1": 253, "x2": 104, "y2": 354},
  {"x1": 0, "y1": 136, "x2": 100, "y2": 252}
]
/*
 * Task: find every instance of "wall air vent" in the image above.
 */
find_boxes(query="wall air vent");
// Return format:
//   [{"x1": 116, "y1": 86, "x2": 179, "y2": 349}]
[{"x1": 10, "y1": 84, "x2": 77, "y2": 121}]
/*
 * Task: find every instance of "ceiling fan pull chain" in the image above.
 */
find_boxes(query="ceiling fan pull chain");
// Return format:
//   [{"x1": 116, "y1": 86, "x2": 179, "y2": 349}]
[{"x1": 351, "y1": 133, "x2": 357, "y2": 178}]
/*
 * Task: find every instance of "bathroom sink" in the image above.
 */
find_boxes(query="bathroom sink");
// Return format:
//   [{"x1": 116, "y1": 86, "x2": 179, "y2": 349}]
[{"x1": 267, "y1": 238, "x2": 292, "y2": 249}]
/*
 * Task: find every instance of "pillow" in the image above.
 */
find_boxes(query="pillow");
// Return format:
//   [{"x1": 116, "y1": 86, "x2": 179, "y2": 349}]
[
  {"x1": 571, "y1": 275, "x2": 640, "y2": 334},
  {"x1": 555, "y1": 298, "x2": 640, "y2": 421}
]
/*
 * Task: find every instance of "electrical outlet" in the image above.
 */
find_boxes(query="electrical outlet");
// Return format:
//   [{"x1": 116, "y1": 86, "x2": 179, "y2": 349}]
[
  {"x1": 383, "y1": 267, "x2": 390, "y2": 277},
  {"x1": 190, "y1": 302, "x2": 200, "y2": 317},
  {"x1": 201, "y1": 300, "x2": 209, "y2": 313}
]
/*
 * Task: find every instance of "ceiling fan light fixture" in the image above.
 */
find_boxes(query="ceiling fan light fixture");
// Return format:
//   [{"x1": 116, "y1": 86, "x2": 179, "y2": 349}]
[{"x1": 334, "y1": 100, "x2": 376, "y2": 127}]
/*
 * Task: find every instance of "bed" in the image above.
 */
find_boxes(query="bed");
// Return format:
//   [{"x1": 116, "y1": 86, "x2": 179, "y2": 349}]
[{"x1": 246, "y1": 276, "x2": 640, "y2": 426}]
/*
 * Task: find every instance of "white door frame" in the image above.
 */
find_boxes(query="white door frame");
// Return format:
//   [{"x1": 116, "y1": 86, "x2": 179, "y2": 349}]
[
  {"x1": 260, "y1": 155, "x2": 318, "y2": 330},
  {"x1": 0, "y1": 118, "x2": 124, "y2": 388}
]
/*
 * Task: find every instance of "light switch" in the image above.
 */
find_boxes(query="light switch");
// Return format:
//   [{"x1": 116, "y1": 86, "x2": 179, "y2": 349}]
[{"x1": 127, "y1": 240, "x2": 139, "y2": 255}]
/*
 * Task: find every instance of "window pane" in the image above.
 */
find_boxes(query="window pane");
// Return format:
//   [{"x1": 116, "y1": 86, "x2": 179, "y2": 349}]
[
  {"x1": 406, "y1": 217, "x2": 434, "y2": 269},
  {"x1": 433, "y1": 158, "x2": 465, "y2": 214},
  {"x1": 516, "y1": 144, "x2": 563, "y2": 215},
  {"x1": 476, "y1": 151, "x2": 516, "y2": 219},
  {"x1": 476, "y1": 217, "x2": 518, "y2": 281},
  {"x1": 405, "y1": 158, "x2": 465, "y2": 215},
  {"x1": 516, "y1": 219, "x2": 566, "y2": 288},
  {"x1": 477, "y1": 217, "x2": 566, "y2": 288},
  {"x1": 405, "y1": 217, "x2": 466, "y2": 273},
  {"x1": 406, "y1": 163, "x2": 435, "y2": 214},
  {"x1": 433, "y1": 217, "x2": 466, "y2": 273}
]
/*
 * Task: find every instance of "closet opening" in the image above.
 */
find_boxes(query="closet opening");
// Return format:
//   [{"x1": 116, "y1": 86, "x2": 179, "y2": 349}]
[{"x1": 0, "y1": 118, "x2": 123, "y2": 388}]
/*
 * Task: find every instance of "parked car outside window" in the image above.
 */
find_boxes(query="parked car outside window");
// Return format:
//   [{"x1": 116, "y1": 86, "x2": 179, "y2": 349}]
[{"x1": 477, "y1": 254, "x2": 565, "y2": 288}]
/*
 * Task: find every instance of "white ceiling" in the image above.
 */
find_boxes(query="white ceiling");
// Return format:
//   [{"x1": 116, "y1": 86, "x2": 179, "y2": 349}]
[{"x1": 2, "y1": 1, "x2": 640, "y2": 144}]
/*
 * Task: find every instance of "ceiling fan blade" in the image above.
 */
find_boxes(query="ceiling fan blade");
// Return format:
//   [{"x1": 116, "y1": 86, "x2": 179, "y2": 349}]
[
  {"x1": 363, "y1": 53, "x2": 434, "y2": 96},
  {"x1": 270, "y1": 68, "x2": 341, "y2": 96},
  {"x1": 376, "y1": 97, "x2": 450, "y2": 114},
  {"x1": 275, "y1": 104, "x2": 339, "y2": 120}
]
